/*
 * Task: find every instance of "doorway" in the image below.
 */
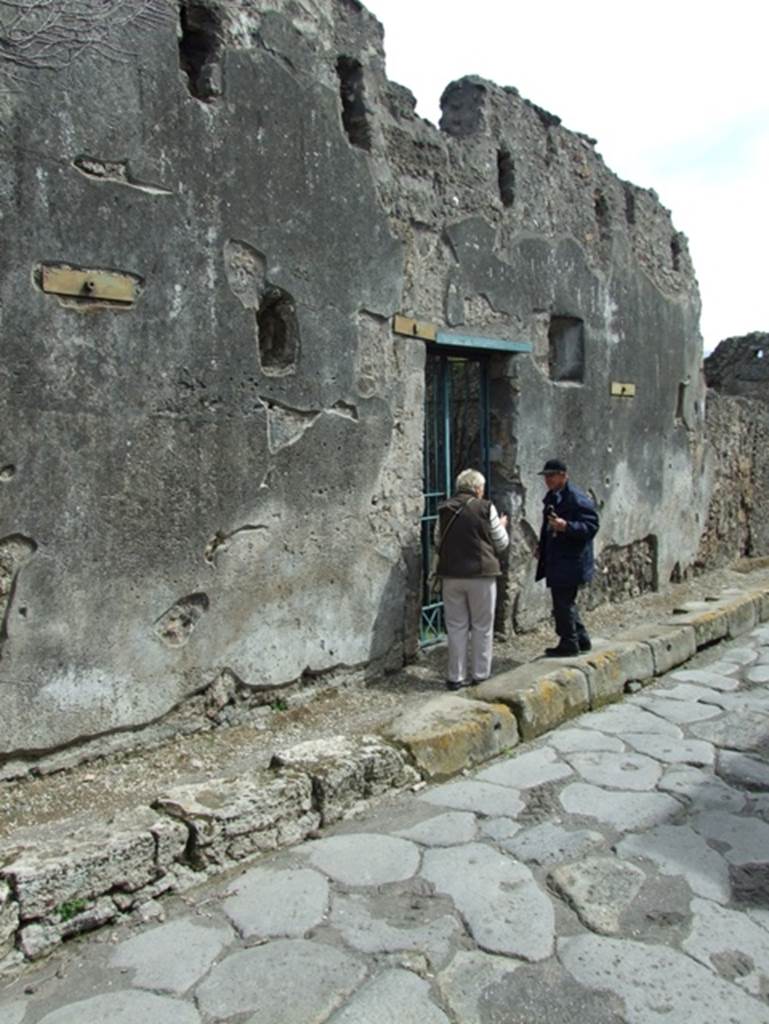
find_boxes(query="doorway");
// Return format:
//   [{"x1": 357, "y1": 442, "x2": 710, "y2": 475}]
[{"x1": 421, "y1": 351, "x2": 490, "y2": 644}]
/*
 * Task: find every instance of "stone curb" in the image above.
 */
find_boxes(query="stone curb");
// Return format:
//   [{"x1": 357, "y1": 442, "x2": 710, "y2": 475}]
[{"x1": 1, "y1": 582, "x2": 768, "y2": 969}]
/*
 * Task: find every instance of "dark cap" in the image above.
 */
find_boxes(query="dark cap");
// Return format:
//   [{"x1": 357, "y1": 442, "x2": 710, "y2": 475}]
[{"x1": 537, "y1": 458, "x2": 567, "y2": 475}]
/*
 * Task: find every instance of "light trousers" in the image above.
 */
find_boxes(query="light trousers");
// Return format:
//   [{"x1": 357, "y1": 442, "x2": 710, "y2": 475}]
[{"x1": 442, "y1": 576, "x2": 497, "y2": 684}]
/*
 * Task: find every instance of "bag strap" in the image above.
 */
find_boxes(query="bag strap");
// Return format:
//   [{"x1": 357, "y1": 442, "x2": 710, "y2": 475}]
[{"x1": 436, "y1": 497, "x2": 473, "y2": 554}]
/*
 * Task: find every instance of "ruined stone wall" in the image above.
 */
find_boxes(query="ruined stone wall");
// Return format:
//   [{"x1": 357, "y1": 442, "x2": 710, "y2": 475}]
[
  {"x1": 696, "y1": 390, "x2": 769, "y2": 568},
  {"x1": 0, "y1": 0, "x2": 708, "y2": 772},
  {"x1": 704, "y1": 332, "x2": 769, "y2": 404},
  {"x1": 363, "y1": 73, "x2": 708, "y2": 631}
]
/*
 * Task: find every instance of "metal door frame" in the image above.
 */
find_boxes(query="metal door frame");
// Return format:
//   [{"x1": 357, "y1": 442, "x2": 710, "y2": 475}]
[{"x1": 420, "y1": 350, "x2": 490, "y2": 645}]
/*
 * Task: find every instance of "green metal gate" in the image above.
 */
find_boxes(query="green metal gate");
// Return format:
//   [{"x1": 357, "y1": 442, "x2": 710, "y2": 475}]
[{"x1": 421, "y1": 351, "x2": 490, "y2": 644}]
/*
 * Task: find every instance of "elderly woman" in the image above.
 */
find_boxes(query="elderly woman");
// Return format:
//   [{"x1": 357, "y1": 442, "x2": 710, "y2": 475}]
[{"x1": 434, "y1": 468, "x2": 509, "y2": 690}]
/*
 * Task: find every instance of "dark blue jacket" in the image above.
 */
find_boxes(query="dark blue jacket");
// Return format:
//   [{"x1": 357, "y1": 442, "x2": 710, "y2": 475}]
[{"x1": 535, "y1": 480, "x2": 599, "y2": 587}]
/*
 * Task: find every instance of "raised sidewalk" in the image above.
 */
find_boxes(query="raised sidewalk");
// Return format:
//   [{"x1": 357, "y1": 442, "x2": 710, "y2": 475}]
[{"x1": 2, "y1": 578, "x2": 769, "y2": 969}]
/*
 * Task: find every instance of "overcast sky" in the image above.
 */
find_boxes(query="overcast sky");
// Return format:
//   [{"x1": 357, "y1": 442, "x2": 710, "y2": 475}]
[{"x1": 364, "y1": 0, "x2": 768, "y2": 354}]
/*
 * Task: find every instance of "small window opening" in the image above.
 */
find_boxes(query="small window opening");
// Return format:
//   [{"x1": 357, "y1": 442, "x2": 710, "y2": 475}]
[
  {"x1": 548, "y1": 316, "x2": 585, "y2": 383},
  {"x1": 179, "y1": 2, "x2": 222, "y2": 102},
  {"x1": 497, "y1": 149, "x2": 515, "y2": 207},
  {"x1": 676, "y1": 382, "x2": 686, "y2": 422},
  {"x1": 623, "y1": 185, "x2": 636, "y2": 225},
  {"x1": 257, "y1": 287, "x2": 300, "y2": 373},
  {"x1": 671, "y1": 234, "x2": 682, "y2": 272},
  {"x1": 336, "y1": 57, "x2": 372, "y2": 151},
  {"x1": 594, "y1": 189, "x2": 611, "y2": 240}
]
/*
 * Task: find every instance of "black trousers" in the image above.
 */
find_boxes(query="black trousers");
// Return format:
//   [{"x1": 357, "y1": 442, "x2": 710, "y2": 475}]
[{"x1": 550, "y1": 584, "x2": 590, "y2": 648}]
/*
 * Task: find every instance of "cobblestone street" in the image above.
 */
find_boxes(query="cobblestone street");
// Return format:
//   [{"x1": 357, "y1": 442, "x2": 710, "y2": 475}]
[{"x1": 3, "y1": 625, "x2": 769, "y2": 1023}]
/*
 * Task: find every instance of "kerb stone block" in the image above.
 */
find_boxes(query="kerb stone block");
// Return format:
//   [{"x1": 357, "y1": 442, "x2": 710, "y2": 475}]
[
  {"x1": 154, "y1": 771, "x2": 319, "y2": 868},
  {"x1": 548, "y1": 642, "x2": 655, "y2": 708},
  {"x1": 270, "y1": 735, "x2": 418, "y2": 824},
  {"x1": 384, "y1": 695, "x2": 519, "y2": 778},
  {"x1": 474, "y1": 665, "x2": 589, "y2": 741},
  {"x1": 0, "y1": 808, "x2": 170, "y2": 922},
  {"x1": 720, "y1": 590, "x2": 759, "y2": 637},
  {"x1": 1, "y1": 880, "x2": 19, "y2": 960},
  {"x1": 664, "y1": 602, "x2": 730, "y2": 648},
  {"x1": 615, "y1": 623, "x2": 696, "y2": 676}
]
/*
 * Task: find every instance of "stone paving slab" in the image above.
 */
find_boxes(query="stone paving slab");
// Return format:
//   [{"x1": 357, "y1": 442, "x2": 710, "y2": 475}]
[
  {"x1": 690, "y1": 709, "x2": 769, "y2": 752},
  {"x1": 329, "y1": 888, "x2": 459, "y2": 965},
  {"x1": 658, "y1": 764, "x2": 747, "y2": 812},
  {"x1": 564, "y1": 751, "x2": 662, "y2": 791},
  {"x1": 419, "y1": 779, "x2": 525, "y2": 817},
  {"x1": 221, "y1": 865, "x2": 328, "y2": 939},
  {"x1": 617, "y1": 824, "x2": 731, "y2": 903},
  {"x1": 501, "y1": 821, "x2": 605, "y2": 866},
  {"x1": 629, "y1": 694, "x2": 722, "y2": 724},
  {"x1": 36, "y1": 991, "x2": 203, "y2": 1024},
  {"x1": 549, "y1": 856, "x2": 646, "y2": 935},
  {"x1": 559, "y1": 933, "x2": 769, "y2": 1023},
  {"x1": 475, "y1": 746, "x2": 573, "y2": 790},
  {"x1": 559, "y1": 783, "x2": 682, "y2": 831},
  {"x1": 304, "y1": 833, "x2": 421, "y2": 886},
  {"x1": 328, "y1": 968, "x2": 450, "y2": 1024},
  {"x1": 421, "y1": 843, "x2": 554, "y2": 960},
  {"x1": 195, "y1": 939, "x2": 366, "y2": 1023},
  {"x1": 683, "y1": 897, "x2": 769, "y2": 998},
  {"x1": 110, "y1": 917, "x2": 233, "y2": 995},
  {"x1": 395, "y1": 811, "x2": 478, "y2": 847},
  {"x1": 691, "y1": 810, "x2": 769, "y2": 864},
  {"x1": 668, "y1": 667, "x2": 741, "y2": 691},
  {"x1": 621, "y1": 732, "x2": 715, "y2": 766}
]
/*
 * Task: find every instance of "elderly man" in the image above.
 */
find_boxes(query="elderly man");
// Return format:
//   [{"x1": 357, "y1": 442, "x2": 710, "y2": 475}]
[
  {"x1": 535, "y1": 458, "x2": 599, "y2": 657},
  {"x1": 435, "y1": 468, "x2": 509, "y2": 689}
]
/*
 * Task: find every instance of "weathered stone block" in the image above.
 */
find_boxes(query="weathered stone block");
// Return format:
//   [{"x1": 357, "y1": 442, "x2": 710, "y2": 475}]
[
  {"x1": 474, "y1": 665, "x2": 589, "y2": 740},
  {"x1": 150, "y1": 817, "x2": 190, "y2": 871},
  {"x1": 549, "y1": 642, "x2": 655, "y2": 708},
  {"x1": 615, "y1": 623, "x2": 696, "y2": 676},
  {"x1": 384, "y1": 695, "x2": 518, "y2": 779},
  {"x1": 270, "y1": 735, "x2": 418, "y2": 825},
  {"x1": 1, "y1": 808, "x2": 163, "y2": 922},
  {"x1": 18, "y1": 921, "x2": 59, "y2": 961},
  {"x1": 665, "y1": 602, "x2": 730, "y2": 648},
  {"x1": 1, "y1": 880, "x2": 19, "y2": 959},
  {"x1": 154, "y1": 771, "x2": 319, "y2": 868},
  {"x1": 746, "y1": 586, "x2": 769, "y2": 623},
  {"x1": 719, "y1": 590, "x2": 759, "y2": 637}
]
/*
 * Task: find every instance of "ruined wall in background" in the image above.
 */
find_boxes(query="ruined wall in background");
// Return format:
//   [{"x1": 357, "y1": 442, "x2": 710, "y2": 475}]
[
  {"x1": 696, "y1": 334, "x2": 769, "y2": 567},
  {"x1": 704, "y1": 332, "x2": 769, "y2": 403},
  {"x1": 0, "y1": 0, "x2": 708, "y2": 772}
]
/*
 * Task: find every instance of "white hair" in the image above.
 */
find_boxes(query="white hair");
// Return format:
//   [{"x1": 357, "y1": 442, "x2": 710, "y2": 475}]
[{"x1": 456, "y1": 468, "x2": 485, "y2": 494}]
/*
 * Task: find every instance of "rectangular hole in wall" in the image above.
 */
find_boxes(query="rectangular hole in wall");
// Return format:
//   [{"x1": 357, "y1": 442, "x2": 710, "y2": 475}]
[
  {"x1": 497, "y1": 149, "x2": 515, "y2": 207},
  {"x1": 548, "y1": 316, "x2": 585, "y2": 383},
  {"x1": 336, "y1": 56, "x2": 372, "y2": 151}
]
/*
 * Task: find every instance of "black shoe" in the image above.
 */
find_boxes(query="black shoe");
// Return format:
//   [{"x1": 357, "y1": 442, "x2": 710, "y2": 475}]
[
  {"x1": 578, "y1": 638, "x2": 592, "y2": 652},
  {"x1": 446, "y1": 679, "x2": 472, "y2": 691},
  {"x1": 544, "y1": 644, "x2": 580, "y2": 657}
]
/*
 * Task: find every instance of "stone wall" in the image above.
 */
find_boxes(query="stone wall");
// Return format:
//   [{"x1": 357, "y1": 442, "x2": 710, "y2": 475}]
[
  {"x1": 696, "y1": 389, "x2": 769, "y2": 569},
  {"x1": 0, "y1": 0, "x2": 708, "y2": 772},
  {"x1": 704, "y1": 332, "x2": 769, "y2": 404}
]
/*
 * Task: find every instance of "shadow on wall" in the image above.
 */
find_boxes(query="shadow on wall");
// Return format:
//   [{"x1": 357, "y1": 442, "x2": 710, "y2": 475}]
[{"x1": 366, "y1": 546, "x2": 422, "y2": 679}]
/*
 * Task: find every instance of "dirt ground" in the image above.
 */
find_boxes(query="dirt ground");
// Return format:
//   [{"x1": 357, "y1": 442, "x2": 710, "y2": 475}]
[{"x1": 2, "y1": 560, "x2": 768, "y2": 841}]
